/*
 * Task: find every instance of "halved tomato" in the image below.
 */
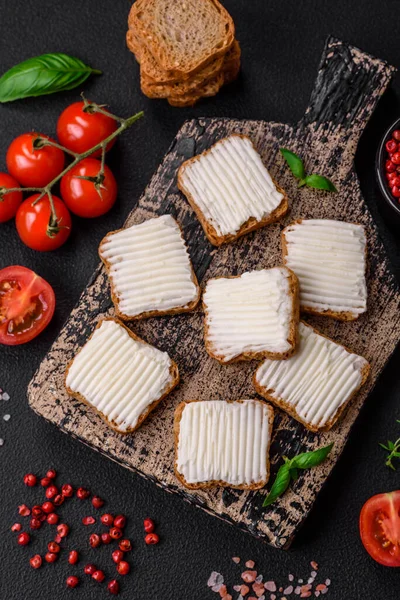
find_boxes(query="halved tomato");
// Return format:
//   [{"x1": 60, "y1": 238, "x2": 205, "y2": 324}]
[
  {"x1": 360, "y1": 491, "x2": 400, "y2": 567},
  {"x1": 0, "y1": 266, "x2": 55, "y2": 346}
]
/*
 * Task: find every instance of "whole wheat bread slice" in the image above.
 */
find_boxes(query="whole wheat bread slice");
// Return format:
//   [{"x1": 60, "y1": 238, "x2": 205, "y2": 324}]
[
  {"x1": 174, "y1": 399, "x2": 274, "y2": 490},
  {"x1": 128, "y1": 0, "x2": 235, "y2": 75}
]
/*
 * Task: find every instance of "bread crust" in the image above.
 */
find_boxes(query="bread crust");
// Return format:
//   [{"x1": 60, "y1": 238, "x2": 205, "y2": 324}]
[
  {"x1": 253, "y1": 320, "x2": 371, "y2": 432},
  {"x1": 178, "y1": 134, "x2": 289, "y2": 246},
  {"x1": 203, "y1": 268, "x2": 300, "y2": 364},
  {"x1": 173, "y1": 399, "x2": 274, "y2": 490},
  {"x1": 281, "y1": 219, "x2": 368, "y2": 322},
  {"x1": 128, "y1": 0, "x2": 236, "y2": 77},
  {"x1": 64, "y1": 317, "x2": 180, "y2": 435},
  {"x1": 98, "y1": 216, "x2": 201, "y2": 321}
]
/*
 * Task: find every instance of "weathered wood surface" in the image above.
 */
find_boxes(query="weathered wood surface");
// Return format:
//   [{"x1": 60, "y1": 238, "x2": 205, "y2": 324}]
[{"x1": 28, "y1": 37, "x2": 400, "y2": 548}]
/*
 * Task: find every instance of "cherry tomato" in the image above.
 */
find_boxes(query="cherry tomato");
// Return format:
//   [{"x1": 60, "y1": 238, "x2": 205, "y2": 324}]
[
  {"x1": 6, "y1": 133, "x2": 65, "y2": 188},
  {"x1": 60, "y1": 158, "x2": 117, "y2": 218},
  {"x1": 57, "y1": 102, "x2": 117, "y2": 156},
  {"x1": 16, "y1": 194, "x2": 71, "y2": 252},
  {"x1": 0, "y1": 173, "x2": 23, "y2": 223},
  {"x1": 0, "y1": 266, "x2": 55, "y2": 345},
  {"x1": 360, "y1": 491, "x2": 400, "y2": 567}
]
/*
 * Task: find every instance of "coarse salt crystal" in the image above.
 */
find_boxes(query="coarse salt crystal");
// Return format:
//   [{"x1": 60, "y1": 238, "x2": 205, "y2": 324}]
[
  {"x1": 289, "y1": 574, "x2": 294, "y2": 582},
  {"x1": 294, "y1": 587, "x2": 301, "y2": 595},
  {"x1": 212, "y1": 584, "x2": 222, "y2": 592},
  {"x1": 321, "y1": 590, "x2": 328, "y2": 596},
  {"x1": 270, "y1": 596, "x2": 276, "y2": 600},
  {"x1": 315, "y1": 593, "x2": 320, "y2": 598},
  {"x1": 240, "y1": 585, "x2": 250, "y2": 596},
  {"x1": 325, "y1": 580, "x2": 331, "y2": 586},
  {"x1": 233, "y1": 586, "x2": 241, "y2": 592},
  {"x1": 284, "y1": 586, "x2": 294, "y2": 594},
  {"x1": 208, "y1": 572, "x2": 224, "y2": 588},
  {"x1": 3, "y1": 414, "x2": 10, "y2": 421},
  {"x1": 311, "y1": 571, "x2": 317, "y2": 578},
  {"x1": 242, "y1": 571, "x2": 257, "y2": 583},
  {"x1": 307, "y1": 578, "x2": 314, "y2": 584},
  {"x1": 232, "y1": 557, "x2": 241, "y2": 564},
  {"x1": 310, "y1": 561, "x2": 318, "y2": 571},
  {"x1": 246, "y1": 560, "x2": 255, "y2": 568},
  {"x1": 252, "y1": 582, "x2": 265, "y2": 597},
  {"x1": 255, "y1": 575, "x2": 263, "y2": 583},
  {"x1": 0, "y1": 438, "x2": 4, "y2": 446},
  {"x1": 264, "y1": 581, "x2": 276, "y2": 592},
  {"x1": 2, "y1": 392, "x2": 10, "y2": 400},
  {"x1": 218, "y1": 584, "x2": 227, "y2": 597}
]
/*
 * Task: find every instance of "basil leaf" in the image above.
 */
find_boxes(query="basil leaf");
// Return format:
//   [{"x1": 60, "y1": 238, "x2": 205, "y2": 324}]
[
  {"x1": 262, "y1": 464, "x2": 291, "y2": 507},
  {"x1": 304, "y1": 174, "x2": 337, "y2": 192},
  {"x1": 280, "y1": 148, "x2": 306, "y2": 180},
  {"x1": 0, "y1": 54, "x2": 101, "y2": 103},
  {"x1": 290, "y1": 443, "x2": 334, "y2": 470},
  {"x1": 289, "y1": 467, "x2": 299, "y2": 482}
]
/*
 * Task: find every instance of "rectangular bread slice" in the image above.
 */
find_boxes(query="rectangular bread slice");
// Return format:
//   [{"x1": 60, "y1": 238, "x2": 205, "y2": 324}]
[
  {"x1": 99, "y1": 214, "x2": 201, "y2": 320},
  {"x1": 65, "y1": 318, "x2": 179, "y2": 434},
  {"x1": 282, "y1": 219, "x2": 367, "y2": 321},
  {"x1": 174, "y1": 399, "x2": 274, "y2": 490},
  {"x1": 128, "y1": 0, "x2": 235, "y2": 76},
  {"x1": 203, "y1": 267, "x2": 299, "y2": 364},
  {"x1": 253, "y1": 321, "x2": 370, "y2": 432},
  {"x1": 178, "y1": 135, "x2": 289, "y2": 246}
]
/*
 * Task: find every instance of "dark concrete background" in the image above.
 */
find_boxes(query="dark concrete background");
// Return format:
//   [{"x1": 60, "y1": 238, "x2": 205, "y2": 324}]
[{"x1": 1, "y1": 1, "x2": 400, "y2": 598}]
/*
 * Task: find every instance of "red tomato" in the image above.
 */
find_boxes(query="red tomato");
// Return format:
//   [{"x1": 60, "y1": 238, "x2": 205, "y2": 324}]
[
  {"x1": 0, "y1": 266, "x2": 55, "y2": 345},
  {"x1": 360, "y1": 491, "x2": 400, "y2": 567},
  {"x1": 60, "y1": 158, "x2": 117, "y2": 218},
  {"x1": 0, "y1": 173, "x2": 23, "y2": 223},
  {"x1": 6, "y1": 133, "x2": 65, "y2": 188},
  {"x1": 57, "y1": 101, "x2": 117, "y2": 156},
  {"x1": 16, "y1": 194, "x2": 71, "y2": 252}
]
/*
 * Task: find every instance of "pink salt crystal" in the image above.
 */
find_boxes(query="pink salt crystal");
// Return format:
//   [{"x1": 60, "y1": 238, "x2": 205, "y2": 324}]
[
  {"x1": 208, "y1": 572, "x2": 224, "y2": 588},
  {"x1": 240, "y1": 585, "x2": 250, "y2": 596},
  {"x1": 270, "y1": 596, "x2": 276, "y2": 600},
  {"x1": 219, "y1": 585, "x2": 227, "y2": 597},
  {"x1": 325, "y1": 580, "x2": 331, "y2": 586},
  {"x1": 310, "y1": 572, "x2": 317, "y2": 578},
  {"x1": 310, "y1": 561, "x2": 318, "y2": 571},
  {"x1": 321, "y1": 591, "x2": 328, "y2": 596},
  {"x1": 288, "y1": 575, "x2": 294, "y2": 582},
  {"x1": 294, "y1": 588, "x2": 301, "y2": 595},
  {"x1": 255, "y1": 575, "x2": 263, "y2": 584},
  {"x1": 242, "y1": 571, "x2": 257, "y2": 583},
  {"x1": 252, "y1": 582, "x2": 265, "y2": 597},
  {"x1": 279, "y1": 588, "x2": 283, "y2": 593},
  {"x1": 246, "y1": 560, "x2": 255, "y2": 569},
  {"x1": 284, "y1": 586, "x2": 294, "y2": 595},
  {"x1": 248, "y1": 597, "x2": 258, "y2": 600},
  {"x1": 233, "y1": 586, "x2": 241, "y2": 592},
  {"x1": 300, "y1": 594, "x2": 312, "y2": 599},
  {"x1": 264, "y1": 582, "x2": 276, "y2": 592},
  {"x1": 315, "y1": 585, "x2": 326, "y2": 592},
  {"x1": 315, "y1": 593, "x2": 320, "y2": 598},
  {"x1": 222, "y1": 596, "x2": 232, "y2": 600},
  {"x1": 232, "y1": 557, "x2": 241, "y2": 564},
  {"x1": 212, "y1": 585, "x2": 223, "y2": 593}
]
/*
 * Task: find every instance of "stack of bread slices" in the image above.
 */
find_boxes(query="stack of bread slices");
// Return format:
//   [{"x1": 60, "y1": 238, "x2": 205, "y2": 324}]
[{"x1": 126, "y1": 0, "x2": 241, "y2": 107}]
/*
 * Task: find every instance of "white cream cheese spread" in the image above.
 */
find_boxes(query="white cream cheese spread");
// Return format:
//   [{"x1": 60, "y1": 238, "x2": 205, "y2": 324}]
[
  {"x1": 179, "y1": 135, "x2": 285, "y2": 237},
  {"x1": 203, "y1": 267, "x2": 295, "y2": 362},
  {"x1": 100, "y1": 214, "x2": 199, "y2": 318},
  {"x1": 283, "y1": 219, "x2": 367, "y2": 318},
  {"x1": 176, "y1": 400, "x2": 273, "y2": 486},
  {"x1": 254, "y1": 322, "x2": 369, "y2": 429},
  {"x1": 66, "y1": 319, "x2": 173, "y2": 432}
]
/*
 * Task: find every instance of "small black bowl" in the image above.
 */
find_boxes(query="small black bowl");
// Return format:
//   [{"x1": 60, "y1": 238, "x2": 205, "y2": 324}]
[{"x1": 376, "y1": 117, "x2": 400, "y2": 221}]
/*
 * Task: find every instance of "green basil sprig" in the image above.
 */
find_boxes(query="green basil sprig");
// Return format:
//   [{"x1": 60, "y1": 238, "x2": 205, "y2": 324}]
[
  {"x1": 0, "y1": 54, "x2": 101, "y2": 103},
  {"x1": 263, "y1": 443, "x2": 334, "y2": 507},
  {"x1": 380, "y1": 420, "x2": 400, "y2": 470},
  {"x1": 280, "y1": 148, "x2": 337, "y2": 192}
]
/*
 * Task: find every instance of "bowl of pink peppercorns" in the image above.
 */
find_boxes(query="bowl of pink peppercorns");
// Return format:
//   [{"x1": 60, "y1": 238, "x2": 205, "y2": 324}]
[{"x1": 377, "y1": 120, "x2": 400, "y2": 217}]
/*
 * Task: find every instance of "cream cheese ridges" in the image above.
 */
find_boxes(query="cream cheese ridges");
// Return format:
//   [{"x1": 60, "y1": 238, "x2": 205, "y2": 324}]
[
  {"x1": 203, "y1": 267, "x2": 295, "y2": 362},
  {"x1": 176, "y1": 400, "x2": 273, "y2": 486},
  {"x1": 254, "y1": 322, "x2": 369, "y2": 429},
  {"x1": 66, "y1": 319, "x2": 174, "y2": 433},
  {"x1": 283, "y1": 219, "x2": 367, "y2": 318},
  {"x1": 100, "y1": 214, "x2": 199, "y2": 318},
  {"x1": 180, "y1": 135, "x2": 284, "y2": 236}
]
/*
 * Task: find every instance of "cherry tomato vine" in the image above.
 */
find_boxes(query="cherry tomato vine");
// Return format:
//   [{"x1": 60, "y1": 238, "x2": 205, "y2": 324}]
[{"x1": 0, "y1": 95, "x2": 144, "y2": 241}]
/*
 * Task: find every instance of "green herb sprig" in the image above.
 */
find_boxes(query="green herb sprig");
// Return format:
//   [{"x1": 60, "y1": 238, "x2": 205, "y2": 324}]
[
  {"x1": 380, "y1": 421, "x2": 400, "y2": 470},
  {"x1": 0, "y1": 54, "x2": 101, "y2": 103},
  {"x1": 280, "y1": 148, "x2": 337, "y2": 192},
  {"x1": 263, "y1": 443, "x2": 334, "y2": 507}
]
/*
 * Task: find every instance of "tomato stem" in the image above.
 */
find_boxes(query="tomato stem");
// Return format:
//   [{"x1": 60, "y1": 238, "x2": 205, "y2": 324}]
[{"x1": 8, "y1": 101, "x2": 144, "y2": 236}]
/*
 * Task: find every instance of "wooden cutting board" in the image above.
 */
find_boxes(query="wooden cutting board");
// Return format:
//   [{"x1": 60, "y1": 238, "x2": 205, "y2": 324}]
[{"x1": 28, "y1": 36, "x2": 400, "y2": 549}]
